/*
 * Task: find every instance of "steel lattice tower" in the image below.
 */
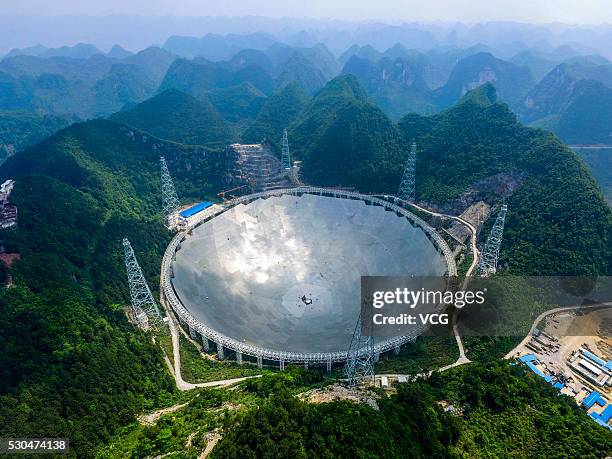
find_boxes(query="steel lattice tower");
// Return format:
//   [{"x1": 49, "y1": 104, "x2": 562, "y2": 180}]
[
  {"x1": 160, "y1": 156, "x2": 180, "y2": 227},
  {"x1": 123, "y1": 238, "x2": 162, "y2": 327},
  {"x1": 398, "y1": 142, "x2": 417, "y2": 202},
  {"x1": 344, "y1": 315, "x2": 375, "y2": 386},
  {"x1": 478, "y1": 205, "x2": 508, "y2": 276},
  {"x1": 281, "y1": 129, "x2": 291, "y2": 170}
]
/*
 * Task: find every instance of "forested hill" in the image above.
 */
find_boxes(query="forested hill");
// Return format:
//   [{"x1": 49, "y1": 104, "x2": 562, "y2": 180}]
[
  {"x1": 0, "y1": 72, "x2": 610, "y2": 458},
  {"x1": 287, "y1": 74, "x2": 409, "y2": 190},
  {"x1": 110, "y1": 88, "x2": 237, "y2": 147},
  {"x1": 0, "y1": 110, "x2": 76, "y2": 163},
  {"x1": 293, "y1": 78, "x2": 611, "y2": 275},
  {"x1": 0, "y1": 119, "x2": 233, "y2": 456},
  {"x1": 212, "y1": 362, "x2": 611, "y2": 458},
  {"x1": 400, "y1": 84, "x2": 612, "y2": 275},
  {"x1": 242, "y1": 81, "x2": 310, "y2": 144}
]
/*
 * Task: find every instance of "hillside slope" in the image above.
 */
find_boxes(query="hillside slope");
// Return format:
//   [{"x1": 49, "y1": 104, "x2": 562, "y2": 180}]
[
  {"x1": 0, "y1": 110, "x2": 75, "y2": 162},
  {"x1": 435, "y1": 52, "x2": 534, "y2": 110},
  {"x1": 289, "y1": 79, "x2": 611, "y2": 275},
  {"x1": 398, "y1": 84, "x2": 612, "y2": 275},
  {"x1": 110, "y1": 89, "x2": 237, "y2": 146},
  {"x1": 528, "y1": 79, "x2": 612, "y2": 144},
  {"x1": 341, "y1": 55, "x2": 436, "y2": 119},
  {"x1": 159, "y1": 58, "x2": 274, "y2": 99},
  {"x1": 0, "y1": 47, "x2": 176, "y2": 117},
  {"x1": 242, "y1": 81, "x2": 310, "y2": 143},
  {"x1": 288, "y1": 74, "x2": 371, "y2": 159},
  {"x1": 212, "y1": 362, "x2": 611, "y2": 458},
  {"x1": 0, "y1": 119, "x2": 234, "y2": 457}
]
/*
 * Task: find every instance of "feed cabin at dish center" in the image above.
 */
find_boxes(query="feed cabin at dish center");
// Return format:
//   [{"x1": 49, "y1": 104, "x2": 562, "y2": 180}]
[{"x1": 161, "y1": 187, "x2": 457, "y2": 369}]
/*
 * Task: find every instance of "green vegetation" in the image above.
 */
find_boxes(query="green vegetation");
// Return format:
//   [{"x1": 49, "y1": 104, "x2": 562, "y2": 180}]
[
  {"x1": 526, "y1": 72, "x2": 612, "y2": 144},
  {"x1": 110, "y1": 89, "x2": 237, "y2": 147},
  {"x1": 342, "y1": 55, "x2": 436, "y2": 120},
  {"x1": 376, "y1": 336, "x2": 459, "y2": 374},
  {"x1": 93, "y1": 64, "x2": 157, "y2": 116},
  {"x1": 277, "y1": 51, "x2": 331, "y2": 94},
  {"x1": 0, "y1": 110, "x2": 75, "y2": 161},
  {"x1": 159, "y1": 58, "x2": 274, "y2": 101},
  {"x1": 0, "y1": 119, "x2": 233, "y2": 457},
  {"x1": 1, "y1": 55, "x2": 611, "y2": 458},
  {"x1": 576, "y1": 147, "x2": 612, "y2": 205},
  {"x1": 97, "y1": 387, "x2": 261, "y2": 459},
  {"x1": 288, "y1": 75, "x2": 408, "y2": 190},
  {"x1": 96, "y1": 367, "x2": 327, "y2": 459},
  {"x1": 289, "y1": 74, "x2": 370, "y2": 159},
  {"x1": 547, "y1": 80, "x2": 612, "y2": 144},
  {"x1": 242, "y1": 81, "x2": 310, "y2": 143},
  {"x1": 399, "y1": 84, "x2": 612, "y2": 275},
  {"x1": 175, "y1": 334, "x2": 266, "y2": 384},
  {"x1": 522, "y1": 61, "x2": 612, "y2": 142},
  {"x1": 434, "y1": 52, "x2": 534, "y2": 109},
  {"x1": 213, "y1": 362, "x2": 610, "y2": 458},
  {"x1": 205, "y1": 82, "x2": 267, "y2": 123},
  {"x1": 0, "y1": 47, "x2": 176, "y2": 117},
  {"x1": 290, "y1": 77, "x2": 611, "y2": 275}
]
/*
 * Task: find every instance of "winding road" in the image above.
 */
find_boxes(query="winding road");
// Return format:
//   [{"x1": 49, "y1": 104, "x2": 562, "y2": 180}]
[
  {"x1": 503, "y1": 302, "x2": 612, "y2": 360},
  {"x1": 384, "y1": 196, "x2": 480, "y2": 364},
  {"x1": 157, "y1": 193, "x2": 480, "y2": 390},
  {"x1": 159, "y1": 294, "x2": 261, "y2": 391}
]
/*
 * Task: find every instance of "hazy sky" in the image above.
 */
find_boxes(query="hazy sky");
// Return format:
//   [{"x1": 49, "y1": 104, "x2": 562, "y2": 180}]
[{"x1": 2, "y1": 0, "x2": 612, "y2": 24}]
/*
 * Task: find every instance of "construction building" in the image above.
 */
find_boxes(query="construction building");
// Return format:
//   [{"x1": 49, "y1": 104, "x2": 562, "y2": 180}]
[
  {"x1": 230, "y1": 143, "x2": 295, "y2": 194},
  {"x1": 0, "y1": 179, "x2": 17, "y2": 229},
  {"x1": 568, "y1": 347, "x2": 612, "y2": 387}
]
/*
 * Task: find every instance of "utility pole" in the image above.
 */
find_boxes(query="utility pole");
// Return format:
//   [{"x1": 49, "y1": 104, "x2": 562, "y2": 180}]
[
  {"x1": 281, "y1": 129, "x2": 291, "y2": 170},
  {"x1": 123, "y1": 238, "x2": 162, "y2": 328},
  {"x1": 478, "y1": 205, "x2": 508, "y2": 276},
  {"x1": 398, "y1": 142, "x2": 417, "y2": 202},
  {"x1": 344, "y1": 315, "x2": 375, "y2": 386},
  {"x1": 160, "y1": 156, "x2": 180, "y2": 228}
]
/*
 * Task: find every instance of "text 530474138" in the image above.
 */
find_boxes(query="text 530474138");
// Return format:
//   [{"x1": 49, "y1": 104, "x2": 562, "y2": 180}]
[{"x1": 0, "y1": 438, "x2": 69, "y2": 454}]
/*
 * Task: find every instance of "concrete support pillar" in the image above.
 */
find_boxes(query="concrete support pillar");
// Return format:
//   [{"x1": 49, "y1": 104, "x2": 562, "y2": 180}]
[
  {"x1": 326, "y1": 358, "x2": 332, "y2": 372},
  {"x1": 188, "y1": 325, "x2": 197, "y2": 339},
  {"x1": 257, "y1": 355, "x2": 263, "y2": 369},
  {"x1": 279, "y1": 360, "x2": 285, "y2": 371},
  {"x1": 394, "y1": 344, "x2": 401, "y2": 355},
  {"x1": 202, "y1": 337, "x2": 210, "y2": 352},
  {"x1": 236, "y1": 351, "x2": 242, "y2": 365},
  {"x1": 216, "y1": 341, "x2": 224, "y2": 360}
]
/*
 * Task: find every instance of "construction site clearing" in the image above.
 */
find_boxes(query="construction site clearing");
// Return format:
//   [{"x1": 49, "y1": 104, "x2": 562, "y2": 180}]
[
  {"x1": 509, "y1": 307, "x2": 612, "y2": 430},
  {"x1": 0, "y1": 179, "x2": 17, "y2": 229},
  {"x1": 299, "y1": 383, "x2": 380, "y2": 410},
  {"x1": 166, "y1": 143, "x2": 300, "y2": 231}
]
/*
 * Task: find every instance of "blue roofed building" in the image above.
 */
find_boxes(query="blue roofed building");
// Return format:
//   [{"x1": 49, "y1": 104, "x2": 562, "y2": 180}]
[
  {"x1": 583, "y1": 391, "x2": 605, "y2": 409},
  {"x1": 588, "y1": 404, "x2": 612, "y2": 431},
  {"x1": 179, "y1": 202, "x2": 213, "y2": 219}
]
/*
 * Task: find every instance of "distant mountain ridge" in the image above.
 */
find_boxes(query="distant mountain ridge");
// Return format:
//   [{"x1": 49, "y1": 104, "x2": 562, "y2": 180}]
[
  {"x1": 433, "y1": 52, "x2": 534, "y2": 110},
  {"x1": 521, "y1": 61, "x2": 612, "y2": 143},
  {"x1": 242, "y1": 81, "x2": 310, "y2": 144},
  {"x1": 341, "y1": 55, "x2": 435, "y2": 119},
  {"x1": 0, "y1": 46, "x2": 176, "y2": 117},
  {"x1": 2, "y1": 34, "x2": 612, "y2": 145}
]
